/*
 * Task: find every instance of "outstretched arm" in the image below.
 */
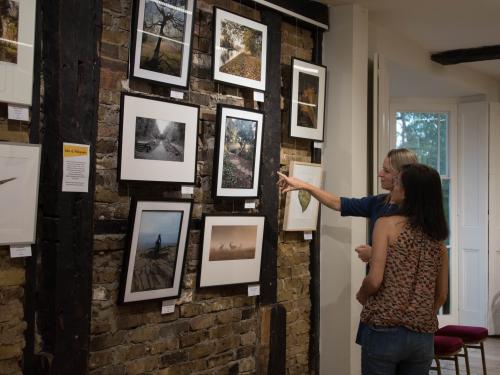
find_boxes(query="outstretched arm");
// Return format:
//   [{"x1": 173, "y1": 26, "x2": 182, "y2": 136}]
[{"x1": 277, "y1": 171, "x2": 341, "y2": 211}]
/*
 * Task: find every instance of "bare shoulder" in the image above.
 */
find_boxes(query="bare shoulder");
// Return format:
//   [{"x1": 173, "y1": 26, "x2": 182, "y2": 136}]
[{"x1": 375, "y1": 215, "x2": 407, "y2": 238}]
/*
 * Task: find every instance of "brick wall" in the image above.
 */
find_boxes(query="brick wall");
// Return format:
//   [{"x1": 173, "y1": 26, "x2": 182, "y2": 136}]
[
  {"x1": 0, "y1": 110, "x2": 30, "y2": 374},
  {"x1": 92, "y1": 1, "x2": 318, "y2": 375}
]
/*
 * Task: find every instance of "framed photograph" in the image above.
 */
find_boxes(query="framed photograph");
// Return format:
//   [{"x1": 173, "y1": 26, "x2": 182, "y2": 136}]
[
  {"x1": 212, "y1": 7, "x2": 267, "y2": 91},
  {"x1": 213, "y1": 104, "x2": 264, "y2": 198},
  {"x1": 289, "y1": 58, "x2": 326, "y2": 141},
  {"x1": 118, "y1": 92, "x2": 199, "y2": 183},
  {"x1": 0, "y1": 142, "x2": 41, "y2": 245},
  {"x1": 283, "y1": 161, "x2": 323, "y2": 231},
  {"x1": 119, "y1": 199, "x2": 192, "y2": 303},
  {"x1": 198, "y1": 215, "x2": 265, "y2": 288},
  {"x1": 0, "y1": 0, "x2": 36, "y2": 105},
  {"x1": 130, "y1": 0, "x2": 196, "y2": 88}
]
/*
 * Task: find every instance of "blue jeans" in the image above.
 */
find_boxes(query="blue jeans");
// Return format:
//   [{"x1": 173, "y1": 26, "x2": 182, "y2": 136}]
[{"x1": 361, "y1": 325, "x2": 434, "y2": 375}]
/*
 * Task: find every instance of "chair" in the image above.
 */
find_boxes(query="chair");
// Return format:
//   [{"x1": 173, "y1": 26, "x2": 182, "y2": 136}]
[
  {"x1": 436, "y1": 325, "x2": 489, "y2": 375},
  {"x1": 431, "y1": 335, "x2": 464, "y2": 375}
]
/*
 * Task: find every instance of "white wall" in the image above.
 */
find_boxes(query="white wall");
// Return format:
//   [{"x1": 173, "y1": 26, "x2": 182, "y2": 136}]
[{"x1": 321, "y1": 4, "x2": 368, "y2": 375}]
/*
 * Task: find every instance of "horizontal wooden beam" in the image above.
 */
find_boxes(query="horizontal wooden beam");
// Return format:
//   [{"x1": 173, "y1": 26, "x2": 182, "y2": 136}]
[
  {"x1": 431, "y1": 45, "x2": 500, "y2": 65},
  {"x1": 252, "y1": 0, "x2": 329, "y2": 29}
]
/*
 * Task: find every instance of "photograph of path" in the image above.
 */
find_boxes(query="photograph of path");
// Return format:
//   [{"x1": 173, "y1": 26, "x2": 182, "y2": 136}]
[
  {"x1": 131, "y1": 210, "x2": 182, "y2": 292},
  {"x1": 208, "y1": 225, "x2": 257, "y2": 261},
  {"x1": 221, "y1": 116, "x2": 257, "y2": 189},
  {"x1": 134, "y1": 116, "x2": 185, "y2": 162},
  {"x1": 0, "y1": 0, "x2": 19, "y2": 64},
  {"x1": 219, "y1": 19, "x2": 262, "y2": 81}
]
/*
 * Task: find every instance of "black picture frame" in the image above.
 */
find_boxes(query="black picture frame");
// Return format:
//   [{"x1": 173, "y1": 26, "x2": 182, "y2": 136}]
[
  {"x1": 129, "y1": 0, "x2": 196, "y2": 89},
  {"x1": 212, "y1": 103, "x2": 264, "y2": 198},
  {"x1": 118, "y1": 92, "x2": 199, "y2": 184},
  {"x1": 119, "y1": 198, "x2": 192, "y2": 303},
  {"x1": 212, "y1": 6, "x2": 268, "y2": 92},
  {"x1": 289, "y1": 57, "x2": 327, "y2": 141},
  {"x1": 197, "y1": 214, "x2": 265, "y2": 288}
]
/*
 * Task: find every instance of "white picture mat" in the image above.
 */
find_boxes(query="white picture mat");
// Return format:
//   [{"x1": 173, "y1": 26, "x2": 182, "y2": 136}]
[
  {"x1": 290, "y1": 59, "x2": 326, "y2": 140},
  {"x1": 0, "y1": 0, "x2": 36, "y2": 105},
  {"x1": 124, "y1": 200, "x2": 191, "y2": 302},
  {"x1": 120, "y1": 94, "x2": 198, "y2": 182},
  {"x1": 216, "y1": 107, "x2": 263, "y2": 197},
  {"x1": 213, "y1": 8, "x2": 267, "y2": 91},
  {"x1": 0, "y1": 142, "x2": 41, "y2": 245},
  {"x1": 200, "y1": 216, "x2": 264, "y2": 287},
  {"x1": 133, "y1": 0, "x2": 194, "y2": 87},
  {"x1": 283, "y1": 161, "x2": 322, "y2": 231}
]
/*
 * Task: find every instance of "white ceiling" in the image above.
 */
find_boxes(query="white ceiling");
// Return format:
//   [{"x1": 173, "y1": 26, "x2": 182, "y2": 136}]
[{"x1": 322, "y1": 0, "x2": 500, "y2": 81}]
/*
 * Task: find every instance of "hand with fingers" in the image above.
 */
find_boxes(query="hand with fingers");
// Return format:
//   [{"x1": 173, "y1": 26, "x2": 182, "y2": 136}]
[
  {"x1": 355, "y1": 244, "x2": 372, "y2": 263},
  {"x1": 276, "y1": 171, "x2": 308, "y2": 193}
]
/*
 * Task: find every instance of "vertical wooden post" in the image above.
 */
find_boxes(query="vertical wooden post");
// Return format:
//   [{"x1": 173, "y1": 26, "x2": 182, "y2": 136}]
[{"x1": 37, "y1": 0, "x2": 101, "y2": 373}]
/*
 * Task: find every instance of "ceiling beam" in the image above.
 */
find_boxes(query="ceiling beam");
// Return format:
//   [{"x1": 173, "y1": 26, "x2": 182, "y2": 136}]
[{"x1": 431, "y1": 45, "x2": 500, "y2": 65}]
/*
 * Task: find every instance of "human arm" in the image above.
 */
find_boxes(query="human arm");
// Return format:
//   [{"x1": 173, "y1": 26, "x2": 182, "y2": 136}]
[
  {"x1": 277, "y1": 171, "x2": 341, "y2": 211},
  {"x1": 433, "y1": 245, "x2": 449, "y2": 314},
  {"x1": 356, "y1": 219, "x2": 390, "y2": 304},
  {"x1": 355, "y1": 244, "x2": 372, "y2": 263}
]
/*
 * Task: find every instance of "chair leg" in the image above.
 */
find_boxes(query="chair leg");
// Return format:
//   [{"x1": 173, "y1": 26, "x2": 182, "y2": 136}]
[
  {"x1": 463, "y1": 345, "x2": 471, "y2": 375},
  {"x1": 435, "y1": 357, "x2": 442, "y2": 375},
  {"x1": 454, "y1": 355, "x2": 460, "y2": 375},
  {"x1": 480, "y1": 341, "x2": 487, "y2": 375}
]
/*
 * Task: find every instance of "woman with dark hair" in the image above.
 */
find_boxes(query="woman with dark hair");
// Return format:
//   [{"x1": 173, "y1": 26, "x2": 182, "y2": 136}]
[{"x1": 356, "y1": 164, "x2": 449, "y2": 374}]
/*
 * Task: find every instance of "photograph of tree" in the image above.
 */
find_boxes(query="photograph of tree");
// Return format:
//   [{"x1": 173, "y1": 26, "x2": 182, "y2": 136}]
[
  {"x1": 134, "y1": 116, "x2": 185, "y2": 162},
  {"x1": 131, "y1": 210, "x2": 182, "y2": 292},
  {"x1": 219, "y1": 19, "x2": 262, "y2": 81},
  {"x1": 0, "y1": 0, "x2": 19, "y2": 64},
  {"x1": 297, "y1": 72, "x2": 319, "y2": 129},
  {"x1": 222, "y1": 116, "x2": 257, "y2": 189},
  {"x1": 208, "y1": 225, "x2": 257, "y2": 261},
  {"x1": 140, "y1": 0, "x2": 187, "y2": 76}
]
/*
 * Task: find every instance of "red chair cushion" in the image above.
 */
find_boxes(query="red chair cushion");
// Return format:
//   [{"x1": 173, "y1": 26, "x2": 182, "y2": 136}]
[
  {"x1": 434, "y1": 335, "x2": 463, "y2": 355},
  {"x1": 436, "y1": 325, "x2": 488, "y2": 343}
]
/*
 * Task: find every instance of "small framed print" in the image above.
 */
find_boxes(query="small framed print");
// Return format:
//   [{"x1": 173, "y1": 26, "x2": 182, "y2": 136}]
[
  {"x1": 212, "y1": 7, "x2": 267, "y2": 91},
  {"x1": 130, "y1": 0, "x2": 196, "y2": 88},
  {"x1": 118, "y1": 92, "x2": 199, "y2": 183},
  {"x1": 198, "y1": 214, "x2": 265, "y2": 288},
  {"x1": 283, "y1": 161, "x2": 323, "y2": 231},
  {"x1": 0, "y1": 0, "x2": 36, "y2": 105},
  {"x1": 0, "y1": 142, "x2": 41, "y2": 245},
  {"x1": 119, "y1": 199, "x2": 192, "y2": 303},
  {"x1": 289, "y1": 58, "x2": 326, "y2": 141},
  {"x1": 213, "y1": 104, "x2": 264, "y2": 198}
]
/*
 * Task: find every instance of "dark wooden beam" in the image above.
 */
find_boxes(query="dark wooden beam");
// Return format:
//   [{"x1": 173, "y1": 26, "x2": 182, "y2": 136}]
[
  {"x1": 259, "y1": 9, "x2": 282, "y2": 306},
  {"x1": 37, "y1": 0, "x2": 101, "y2": 373},
  {"x1": 431, "y1": 45, "x2": 500, "y2": 65},
  {"x1": 252, "y1": 0, "x2": 329, "y2": 29}
]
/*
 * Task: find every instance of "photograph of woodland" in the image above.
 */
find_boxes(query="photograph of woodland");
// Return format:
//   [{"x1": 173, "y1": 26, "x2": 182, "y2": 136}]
[
  {"x1": 0, "y1": 0, "x2": 19, "y2": 64},
  {"x1": 131, "y1": 210, "x2": 182, "y2": 292},
  {"x1": 140, "y1": 0, "x2": 187, "y2": 76},
  {"x1": 221, "y1": 116, "x2": 257, "y2": 189},
  {"x1": 297, "y1": 72, "x2": 319, "y2": 129},
  {"x1": 219, "y1": 19, "x2": 262, "y2": 81},
  {"x1": 208, "y1": 225, "x2": 257, "y2": 261},
  {"x1": 134, "y1": 116, "x2": 185, "y2": 162}
]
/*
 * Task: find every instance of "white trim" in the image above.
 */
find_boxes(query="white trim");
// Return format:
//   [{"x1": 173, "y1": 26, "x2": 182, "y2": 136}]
[{"x1": 253, "y1": 0, "x2": 329, "y2": 30}]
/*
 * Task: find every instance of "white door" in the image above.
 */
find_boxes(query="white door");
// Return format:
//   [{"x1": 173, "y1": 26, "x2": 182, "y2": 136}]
[
  {"x1": 458, "y1": 102, "x2": 489, "y2": 327},
  {"x1": 389, "y1": 101, "x2": 459, "y2": 326},
  {"x1": 489, "y1": 102, "x2": 500, "y2": 334}
]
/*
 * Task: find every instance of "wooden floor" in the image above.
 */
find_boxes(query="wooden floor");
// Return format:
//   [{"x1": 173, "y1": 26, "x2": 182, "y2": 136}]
[{"x1": 432, "y1": 338, "x2": 500, "y2": 375}]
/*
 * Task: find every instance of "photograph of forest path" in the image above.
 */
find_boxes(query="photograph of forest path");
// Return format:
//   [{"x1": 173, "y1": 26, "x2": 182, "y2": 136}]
[
  {"x1": 297, "y1": 72, "x2": 319, "y2": 128},
  {"x1": 140, "y1": 0, "x2": 187, "y2": 76},
  {"x1": 131, "y1": 211, "x2": 182, "y2": 292},
  {"x1": 222, "y1": 116, "x2": 257, "y2": 189},
  {"x1": 219, "y1": 19, "x2": 262, "y2": 81},
  {"x1": 0, "y1": 0, "x2": 19, "y2": 64},
  {"x1": 209, "y1": 225, "x2": 257, "y2": 261},
  {"x1": 134, "y1": 116, "x2": 185, "y2": 162}
]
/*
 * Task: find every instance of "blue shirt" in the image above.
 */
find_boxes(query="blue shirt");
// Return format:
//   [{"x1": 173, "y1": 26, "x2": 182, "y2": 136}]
[{"x1": 340, "y1": 194, "x2": 398, "y2": 244}]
